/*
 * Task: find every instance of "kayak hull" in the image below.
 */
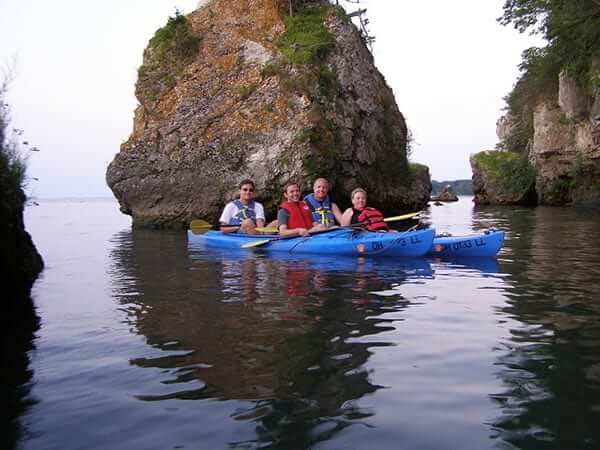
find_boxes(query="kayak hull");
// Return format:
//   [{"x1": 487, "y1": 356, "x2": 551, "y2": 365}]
[
  {"x1": 190, "y1": 228, "x2": 436, "y2": 257},
  {"x1": 427, "y1": 230, "x2": 505, "y2": 257}
]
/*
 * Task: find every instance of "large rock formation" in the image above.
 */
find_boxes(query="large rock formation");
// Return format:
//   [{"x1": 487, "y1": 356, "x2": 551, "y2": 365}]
[
  {"x1": 430, "y1": 185, "x2": 458, "y2": 202},
  {"x1": 473, "y1": 70, "x2": 600, "y2": 206},
  {"x1": 106, "y1": 0, "x2": 430, "y2": 228}
]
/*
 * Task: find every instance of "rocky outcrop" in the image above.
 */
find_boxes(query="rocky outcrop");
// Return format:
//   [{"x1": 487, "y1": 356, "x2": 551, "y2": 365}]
[
  {"x1": 430, "y1": 185, "x2": 458, "y2": 202},
  {"x1": 106, "y1": 0, "x2": 430, "y2": 228},
  {"x1": 470, "y1": 151, "x2": 537, "y2": 205},
  {"x1": 530, "y1": 94, "x2": 600, "y2": 204},
  {"x1": 496, "y1": 114, "x2": 515, "y2": 144},
  {"x1": 0, "y1": 178, "x2": 44, "y2": 330},
  {"x1": 558, "y1": 69, "x2": 587, "y2": 120},
  {"x1": 475, "y1": 70, "x2": 600, "y2": 206}
]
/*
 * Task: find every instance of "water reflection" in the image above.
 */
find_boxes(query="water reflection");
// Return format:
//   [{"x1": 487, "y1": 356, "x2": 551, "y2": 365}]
[
  {"x1": 108, "y1": 229, "x2": 435, "y2": 447},
  {"x1": 487, "y1": 206, "x2": 600, "y2": 449},
  {"x1": 0, "y1": 299, "x2": 39, "y2": 450}
]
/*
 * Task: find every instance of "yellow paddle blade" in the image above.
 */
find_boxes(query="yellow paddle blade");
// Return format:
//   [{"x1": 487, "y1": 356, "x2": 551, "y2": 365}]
[
  {"x1": 189, "y1": 219, "x2": 212, "y2": 229},
  {"x1": 383, "y1": 212, "x2": 420, "y2": 222},
  {"x1": 241, "y1": 239, "x2": 273, "y2": 249},
  {"x1": 255, "y1": 227, "x2": 279, "y2": 233},
  {"x1": 190, "y1": 226, "x2": 210, "y2": 235}
]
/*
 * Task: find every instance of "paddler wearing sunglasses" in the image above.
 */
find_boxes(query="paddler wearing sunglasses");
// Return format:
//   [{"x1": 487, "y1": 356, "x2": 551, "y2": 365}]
[{"x1": 219, "y1": 179, "x2": 265, "y2": 234}]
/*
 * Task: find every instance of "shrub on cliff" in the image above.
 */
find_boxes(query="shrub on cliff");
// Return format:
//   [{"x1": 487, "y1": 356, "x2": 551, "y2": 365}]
[
  {"x1": 0, "y1": 80, "x2": 27, "y2": 209},
  {"x1": 0, "y1": 79, "x2": 43, "y2": 307},
  {"x1": 472, "y1": 150, "x2": 536, "y2": 196},
  {"x1": 278, "y1": 5, "x2": 335, "y2": 65},
  {"x1": 137, "y1": 10, "x2": 201, "y2": 103}
]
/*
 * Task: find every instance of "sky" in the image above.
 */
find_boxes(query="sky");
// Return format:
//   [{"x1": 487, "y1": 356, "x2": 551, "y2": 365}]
[{"x1": 0, "y1": 0, "x2": 544, "y2": 198}]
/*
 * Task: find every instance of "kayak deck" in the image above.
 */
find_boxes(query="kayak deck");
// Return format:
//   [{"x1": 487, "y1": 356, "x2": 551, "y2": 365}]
[{"x1": 190, "y1": 227, "x2": 436, "y2": 257}]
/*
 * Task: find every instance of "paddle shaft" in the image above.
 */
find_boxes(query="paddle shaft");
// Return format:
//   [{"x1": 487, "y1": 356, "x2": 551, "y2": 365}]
[
  {"x1": 241, "y1": 212, "x2": 421, "y2": 248},
  {"x1": 241, "y1": 226, "x2": 343, "y2": 248}
]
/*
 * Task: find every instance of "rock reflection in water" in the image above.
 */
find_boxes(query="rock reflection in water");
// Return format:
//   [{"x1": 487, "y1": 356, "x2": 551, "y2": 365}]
[
  {"x1": 109, "y1": 229, "x2": 430, "y2": 448},
  {"x1": 0, "y1": 300, "x2": 39, "y2": 450},
  {"x1": 487, "y1": 206, "x2": 600, "y2": 449}
]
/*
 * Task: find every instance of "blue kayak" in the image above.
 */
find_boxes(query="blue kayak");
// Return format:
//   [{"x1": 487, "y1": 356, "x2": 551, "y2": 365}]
[
  {"x1": 189, "y1": 227, "x2": 436, "y2": 257},
  {"x1": 427, "y1": 230, "x2": 505, "y2": 257}
]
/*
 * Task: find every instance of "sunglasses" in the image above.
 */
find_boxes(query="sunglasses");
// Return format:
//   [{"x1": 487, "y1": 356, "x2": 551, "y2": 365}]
[{"x1": 241, "y1": 187, "x2": 254, "y2": 192}]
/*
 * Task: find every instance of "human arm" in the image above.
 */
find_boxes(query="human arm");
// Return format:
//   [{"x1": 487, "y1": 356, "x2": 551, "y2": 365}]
[
  {"x1": 340, "y1": 208, "x2": 353, "y2": 227},
  {"x1": 255, "y1": 203, "x2": 266, "y2": 228},
  {"x1": 219, "y1": 203, "x2": 239, "y2": 233},
  {"x1": 277, "y1": 208, "x2": 309, "y2": 237},
  {"x1": 309, "y1": 222, "x2": 327, "y2": 232},
  {"x1": 331, "y1": 202, "x2": 343, "y2": 225}
]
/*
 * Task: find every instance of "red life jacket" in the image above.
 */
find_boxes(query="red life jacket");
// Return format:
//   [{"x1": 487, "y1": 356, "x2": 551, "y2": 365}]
[
  {"x1": 280, "y1": 200, "x2": 314, "y2": 229},
  {"x1": 356, "y1": 207, "x2": 389, "y2": 231}
]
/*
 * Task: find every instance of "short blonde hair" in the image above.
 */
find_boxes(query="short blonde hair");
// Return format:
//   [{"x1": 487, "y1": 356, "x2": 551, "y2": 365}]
[
  {"x1": 351, "y1": 187, "x2": 367, "y2": 200},
  {"x1": 313, "y1": 178, "x2": 329, "y2": 188}
]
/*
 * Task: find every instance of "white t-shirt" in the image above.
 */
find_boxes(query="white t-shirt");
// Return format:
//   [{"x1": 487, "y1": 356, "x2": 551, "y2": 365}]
[{"x1": 219, "y1": 200, "x2": 265, "y2": 224}]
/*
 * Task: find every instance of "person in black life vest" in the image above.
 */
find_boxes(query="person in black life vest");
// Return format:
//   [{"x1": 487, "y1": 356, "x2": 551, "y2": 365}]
[
  {"x1": 303, "y1": 178, "x2": 343, "y2": 228},
  {"x1": 340, "y1": 187, "x2": 390, "y2": 231},
  {"x1": 219, "y1": 179, "x2": 266, "y2": 234},
  {"x1": 278, "y1": 182, "x2": 327, "y2": 237}
]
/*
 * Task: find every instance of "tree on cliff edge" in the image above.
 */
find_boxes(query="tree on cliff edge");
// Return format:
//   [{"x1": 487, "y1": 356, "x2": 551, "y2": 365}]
[
  {"x1": 499, "y1": 0, "x2": 600, "y2": 87},
  {"x1": 497, "y1": 0, "x2": 600, "y2": 153}
]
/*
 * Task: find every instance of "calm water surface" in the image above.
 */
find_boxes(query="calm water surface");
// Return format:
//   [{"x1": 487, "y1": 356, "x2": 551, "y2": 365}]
[{"x1": 7, "y1": 197, "x2": 600, "y2": 449}]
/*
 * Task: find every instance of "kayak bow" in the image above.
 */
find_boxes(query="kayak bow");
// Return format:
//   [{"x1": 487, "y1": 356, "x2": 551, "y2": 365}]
[{"x1": 427, "y1": 229, "x2": 504, "y2": 257}]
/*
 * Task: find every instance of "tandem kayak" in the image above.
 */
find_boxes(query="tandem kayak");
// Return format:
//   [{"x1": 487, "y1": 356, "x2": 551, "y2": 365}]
[
  {"x1": 427, "y1": 229, "x2": 505, "y2": 257},
  {"x1": 189, "y1": 227, "x2": 436, "y2": 257}
]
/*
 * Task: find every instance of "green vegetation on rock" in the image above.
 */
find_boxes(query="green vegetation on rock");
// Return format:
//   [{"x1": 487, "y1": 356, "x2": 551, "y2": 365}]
[
  {"x1": 0, "y1": 82, "x2": 27, "y2": 209},
  {"x1": 137, "y1": 11, "x2": 201, "y2": 102},
  {"x1": 499, "y1": 0, "x2": 600, "y2": 92},
  {"x1": 1, "y1": 80, "x2": 43, "y2": 308},
  {"x1": 472, "y1": 150, "x2": 536, "y2": 195},
  {"x1": 278, "y1": 5, "x2": 335, "y2": 65},
  {"x1": 237, "y1": 83, "x2": 258, "y2": 99},
  {"x1": 274, "y1": 4, "x2": 347, "y2": 181}
]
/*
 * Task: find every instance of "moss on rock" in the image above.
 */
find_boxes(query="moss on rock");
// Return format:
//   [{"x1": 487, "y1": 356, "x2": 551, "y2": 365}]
[{"x1": 137, "y1": 11, "x2": 201, "y2": 103}]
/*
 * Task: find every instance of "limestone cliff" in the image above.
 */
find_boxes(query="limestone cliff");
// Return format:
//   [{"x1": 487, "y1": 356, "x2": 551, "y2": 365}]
[
  {"x1": 473, "y1": 70, "x2": 600, "y2": 206},
  {"x1": 106, "y1": 0, "x2": 430, "y2": 228}
]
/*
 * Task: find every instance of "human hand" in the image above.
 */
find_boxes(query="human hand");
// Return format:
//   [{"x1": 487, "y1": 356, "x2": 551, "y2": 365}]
[{"x1": 297, "y1": 228, "x2": 309, "y2": 236}]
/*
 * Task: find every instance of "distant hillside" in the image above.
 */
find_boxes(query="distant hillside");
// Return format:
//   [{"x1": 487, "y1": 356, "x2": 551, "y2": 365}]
[{"x1": 432, "y1": 179, "x2": 473, "y2": 195}]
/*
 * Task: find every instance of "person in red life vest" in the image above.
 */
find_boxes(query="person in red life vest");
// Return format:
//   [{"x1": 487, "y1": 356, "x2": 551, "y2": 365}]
[
  {"x1": 278, "y1": 182, "x2": 327, "y2": 237},
  {"x1": 219, "y1": 179, "x2": 265, "y2": 234},
  {"x1": 340, "y1": 187, "x2": 390, "y2": 232}
]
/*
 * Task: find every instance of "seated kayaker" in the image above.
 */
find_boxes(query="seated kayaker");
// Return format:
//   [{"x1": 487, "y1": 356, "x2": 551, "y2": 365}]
[
  {"x1": 278, "y1": 182, "x2": 327, "y2": 237},
  {"x1": 341, "y1": 187, "x2": 390, "y2": 231},
  {"x1": 303, "y1": 177, "x2": 343, "y2": 228},
  {"x1": 219, "y1": 179, "x2": 265, "y2": 234}
]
